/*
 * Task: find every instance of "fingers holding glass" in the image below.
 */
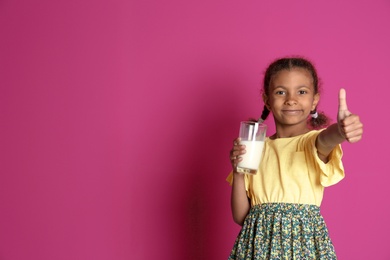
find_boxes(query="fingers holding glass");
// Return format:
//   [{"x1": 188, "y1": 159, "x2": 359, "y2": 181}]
[{"x1": 230, "y1": 138, "x2": 246, "y2": 170}]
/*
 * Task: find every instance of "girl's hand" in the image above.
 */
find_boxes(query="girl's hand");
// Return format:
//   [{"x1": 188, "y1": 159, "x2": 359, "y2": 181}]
[
  {"x1": 230, "y1": 138, "x2": 246, "y2": 172},
  {"x1": 337, "y1": 88, "x2": 364, "y2": 143}
]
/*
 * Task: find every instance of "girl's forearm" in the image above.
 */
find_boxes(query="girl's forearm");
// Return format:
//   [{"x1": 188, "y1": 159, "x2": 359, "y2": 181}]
[
  {"x1": 316, "y1": 123, "x2": 345, "y2": 162},
  {"x1": 231, "y1": 173, "x2": 250, "y2": 226}
]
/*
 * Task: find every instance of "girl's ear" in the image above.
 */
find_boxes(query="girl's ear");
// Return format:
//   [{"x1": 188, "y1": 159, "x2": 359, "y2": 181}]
[
  {"x1": 312, "y1": 93, "x2": 320, "y2": 110},
  {"x1": 262, "y1": 93, "x2": 271, "y2": 110}
]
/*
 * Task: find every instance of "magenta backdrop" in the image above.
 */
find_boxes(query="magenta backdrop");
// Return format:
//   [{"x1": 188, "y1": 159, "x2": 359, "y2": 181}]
[{"x1": 1, "y1": 1, "x2": 389, "y2": 259}]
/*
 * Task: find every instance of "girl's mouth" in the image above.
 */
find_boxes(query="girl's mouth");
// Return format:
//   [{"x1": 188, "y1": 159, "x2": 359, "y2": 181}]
[{"x1": 282, "y1": 110, "x2": 302, "y2": 115}]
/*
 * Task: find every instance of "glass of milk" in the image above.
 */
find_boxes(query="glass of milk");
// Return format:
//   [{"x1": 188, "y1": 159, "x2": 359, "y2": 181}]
[{"x1": 236, "y1": 121, "x2": 267, "y2": 175}]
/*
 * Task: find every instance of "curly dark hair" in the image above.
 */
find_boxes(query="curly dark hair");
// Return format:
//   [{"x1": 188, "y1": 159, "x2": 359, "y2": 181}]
[{"x1": 259, "y1": 56, "x2": 329, "y2": 129}]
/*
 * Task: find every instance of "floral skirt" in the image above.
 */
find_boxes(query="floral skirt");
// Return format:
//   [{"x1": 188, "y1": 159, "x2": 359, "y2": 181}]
[{"x1": 229, "y1": 203, "x2": 337, "y2": 260}]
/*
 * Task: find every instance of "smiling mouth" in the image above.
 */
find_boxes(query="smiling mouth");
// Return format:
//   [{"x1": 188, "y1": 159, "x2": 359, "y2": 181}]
[{"x1": 282, "y1": 110, "x2": 302, "y2": 115}]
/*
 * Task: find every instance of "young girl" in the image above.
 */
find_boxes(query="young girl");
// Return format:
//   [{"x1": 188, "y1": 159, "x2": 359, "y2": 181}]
[{"x1": 227, "y1": 57, "x2": 363, "y2": 259}]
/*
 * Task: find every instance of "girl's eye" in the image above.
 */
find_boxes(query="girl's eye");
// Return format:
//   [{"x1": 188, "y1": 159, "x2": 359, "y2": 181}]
[
  {"x1": 298, "y1": 90, "x2": 307, "y2": 95},
  {"x1": 275, "y1": 91, "x2": 285, "y2": 95}
]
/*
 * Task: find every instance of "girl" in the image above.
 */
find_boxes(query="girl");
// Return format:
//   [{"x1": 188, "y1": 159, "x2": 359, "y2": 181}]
[{"x1": 227, "y1": 57, "x2": 363, "y2": 259}]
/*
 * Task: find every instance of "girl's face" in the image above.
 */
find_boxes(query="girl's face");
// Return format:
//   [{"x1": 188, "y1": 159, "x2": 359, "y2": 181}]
[{"x1": 264, "y1": 68, "x2": 319, "y2": 128}]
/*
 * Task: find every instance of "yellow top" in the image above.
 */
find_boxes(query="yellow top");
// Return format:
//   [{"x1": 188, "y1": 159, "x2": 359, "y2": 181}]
[{"x1": 227, "y1": 130, "x2": 345, "y2": 207}]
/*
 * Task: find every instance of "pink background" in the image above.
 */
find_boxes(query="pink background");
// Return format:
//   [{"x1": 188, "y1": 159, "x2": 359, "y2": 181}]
[{"x1": 1, "y1": 1, "x2": 389, "y2": 259}]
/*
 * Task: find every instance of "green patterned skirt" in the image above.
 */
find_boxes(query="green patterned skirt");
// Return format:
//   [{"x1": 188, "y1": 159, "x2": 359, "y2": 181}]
[{"x1": 229, "y1": 203, "x2": 337, "y2": 260}]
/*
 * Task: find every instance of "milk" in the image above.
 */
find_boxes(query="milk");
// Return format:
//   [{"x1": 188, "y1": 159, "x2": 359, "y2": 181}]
[{"x1": 237, "y1": 140, "x2": 264, "y2": 174}]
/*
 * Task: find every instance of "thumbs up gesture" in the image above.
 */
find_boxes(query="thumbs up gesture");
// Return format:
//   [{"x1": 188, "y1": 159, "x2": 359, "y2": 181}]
[{"x1": 337, "y1": 88, "x2": 363, "y2": 143}]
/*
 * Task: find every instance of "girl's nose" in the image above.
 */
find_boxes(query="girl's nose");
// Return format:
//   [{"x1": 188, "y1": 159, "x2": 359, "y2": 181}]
[{"x1": 285, "y1": 94, "x2": 297, "y2": 106}]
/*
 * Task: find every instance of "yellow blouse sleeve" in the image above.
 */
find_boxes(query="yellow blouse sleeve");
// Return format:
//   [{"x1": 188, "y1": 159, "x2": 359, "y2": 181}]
[
  {"x1": 309, "y1": 132, "x2": 345, "y2": 187},
  {"x1": 226, "y1": 171, "x2": 234, "y2": 185},
  {"x1": 226, "y1": 171, "x2": 250, "y2": 191}
]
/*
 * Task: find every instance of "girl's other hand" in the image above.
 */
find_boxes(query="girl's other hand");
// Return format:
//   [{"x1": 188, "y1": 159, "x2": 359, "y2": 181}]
[{"x1": 230, "y1": 137, "x2": 246, "y2": 172}]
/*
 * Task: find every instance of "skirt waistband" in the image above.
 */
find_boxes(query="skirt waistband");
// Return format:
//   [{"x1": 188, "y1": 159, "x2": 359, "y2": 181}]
[{"x1": 250, "y1": 203, "x2": 320, "y2": 215}]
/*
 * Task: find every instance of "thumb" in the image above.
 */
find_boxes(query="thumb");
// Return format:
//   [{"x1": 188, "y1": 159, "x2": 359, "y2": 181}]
[{"x1": 338, "y1": 88, "x2": 351, "y2": 119}]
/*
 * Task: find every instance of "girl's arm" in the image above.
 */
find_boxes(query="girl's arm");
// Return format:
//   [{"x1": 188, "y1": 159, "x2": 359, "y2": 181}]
[
  {"x1": 316, "y1": 89, "x2": 363, "y2": 163},
  {"x1": 231, "y1": 173, "x2": 250, "y2": 226},
  {"x1": 230, "y1": 138, "x2": 250, "y2": 226}
]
